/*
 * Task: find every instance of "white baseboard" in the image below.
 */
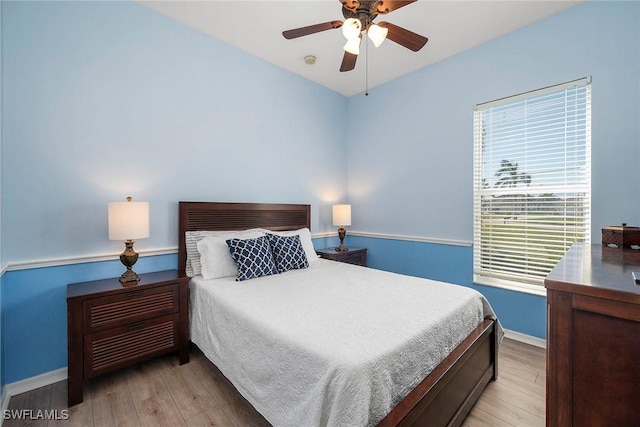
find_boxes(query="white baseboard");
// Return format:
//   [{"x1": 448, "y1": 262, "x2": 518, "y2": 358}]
[
  {"x1": 1, "y1": 367, "x2": 68, "y2": 421},
  {"x1": 504, "y1": 328, "x2": 546, "y2": 348}
]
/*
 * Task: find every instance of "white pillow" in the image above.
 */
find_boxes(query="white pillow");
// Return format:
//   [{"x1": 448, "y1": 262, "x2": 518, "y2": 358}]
[
  {"x1": 268, "y1": 228, "x2": 319, "y2": 263},
  {"x1": 186, "y1": 228, "x2": 264, "y2": 277},
  {"x1": 197, "y1": 230, "x2": 266, "y2": 279},
  {"x1": 185, "y1": 230, "x2": 227, "y2": 277}
]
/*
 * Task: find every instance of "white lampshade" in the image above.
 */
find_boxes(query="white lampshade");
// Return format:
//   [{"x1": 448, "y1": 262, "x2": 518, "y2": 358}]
[
  {"x1": 367, "y1": 23, "x2": 388, "y2": 47},
  {"x1": 332, "y1": 204, "x2": 352, "y2": 227},
  {"x1": 343, "y1": 37, "x2": 361, "y2": 55},
  {"x1": 341, "y1": 18, "x2": 362, "y2": 40},
  {"x1": 108, "y1": 198, "x2": 149, "y2": 240}
]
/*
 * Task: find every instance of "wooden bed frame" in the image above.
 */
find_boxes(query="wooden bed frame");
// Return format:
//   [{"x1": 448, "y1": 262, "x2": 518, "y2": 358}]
[{"x1": 178, "y1": 201, "x2": 498, "y2": 427}]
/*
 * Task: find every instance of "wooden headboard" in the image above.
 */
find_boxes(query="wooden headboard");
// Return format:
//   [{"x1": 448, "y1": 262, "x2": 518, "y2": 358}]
[{"x1": 178, "y1": 202, "x2": 311, "y2": 276}]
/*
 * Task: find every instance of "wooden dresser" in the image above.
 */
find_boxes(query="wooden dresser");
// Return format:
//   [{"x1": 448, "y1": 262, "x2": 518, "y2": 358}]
[
  {"x1": 545, "y1": 244, "x2": 640, "y2": 427},
  {"x1": 67, "y1": 270, "x2": 189, "y2": 406}
]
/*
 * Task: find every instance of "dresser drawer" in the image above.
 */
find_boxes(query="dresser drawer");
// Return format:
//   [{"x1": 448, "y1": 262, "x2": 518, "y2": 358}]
[
  {"x1": 84, "y1": 314, "x2": 179, "y2": 378},
  {"x1": 83, "y1": 284, "x2": 179, "y2": 333}
]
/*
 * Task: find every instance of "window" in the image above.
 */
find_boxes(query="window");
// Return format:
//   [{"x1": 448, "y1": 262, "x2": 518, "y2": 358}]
[{"x1": 473, "y1": 78, "x2": 591, "y2": 295}]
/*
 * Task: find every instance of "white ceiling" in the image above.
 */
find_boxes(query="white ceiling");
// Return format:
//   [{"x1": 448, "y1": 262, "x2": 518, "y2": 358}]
[{"x1": 139, "y1": 0, "x2": 584, "y2": 97}]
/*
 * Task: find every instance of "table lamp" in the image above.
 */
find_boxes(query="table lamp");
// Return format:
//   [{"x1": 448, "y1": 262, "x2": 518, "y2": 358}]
[
  {"x1": 108, "y1": 197, "x2": 149, "y2": 285},
  {"x1": 332, "y1": 204, "x2": 351, "y2": 252}
]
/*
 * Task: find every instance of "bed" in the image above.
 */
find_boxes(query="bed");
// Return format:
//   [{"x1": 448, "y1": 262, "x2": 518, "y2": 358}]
[{"x1": 178, "y1": 201, "x2": 501, "y2": 427}]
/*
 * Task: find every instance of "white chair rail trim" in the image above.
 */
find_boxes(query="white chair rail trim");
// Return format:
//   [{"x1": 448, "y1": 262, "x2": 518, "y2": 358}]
[
  {"x1": 349, "y1": 231, "x2": 472, "y2": 247},
  {"x1": 2, "y1": 248, "x2": 177, "y2": 272},
  {"x1": 1, "y1": 232, "x2": 471, "y2": 272}
]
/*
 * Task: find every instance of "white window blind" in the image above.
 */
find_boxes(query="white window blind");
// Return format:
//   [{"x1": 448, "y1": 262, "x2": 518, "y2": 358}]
[{"x1": 473, "y1": 78, "x2": 591, "y2": 295}]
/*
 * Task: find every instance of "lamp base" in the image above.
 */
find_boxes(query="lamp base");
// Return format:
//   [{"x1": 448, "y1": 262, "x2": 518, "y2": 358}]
[
  {"x1": 119, "y1": 269, "x2": 141, "y2": 286},
  {"x1": 119, "y1": 240, "x2": 141, "y2": 286},
  {"x1": 335, "y1": 226, "x2": 348, "y2": 251}
]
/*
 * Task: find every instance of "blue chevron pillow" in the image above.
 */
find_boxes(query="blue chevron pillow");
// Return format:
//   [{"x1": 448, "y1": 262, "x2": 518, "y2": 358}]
[
  {"x1": 226, "y1": 236, "x2": 279, "y2": 281},
  {"x1": 266, "y1": 233, "x2": 309, "y2": 273}
]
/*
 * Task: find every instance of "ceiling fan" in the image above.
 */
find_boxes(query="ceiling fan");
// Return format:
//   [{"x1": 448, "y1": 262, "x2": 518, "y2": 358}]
[{"x1": 282, "y1": 0, "x2": 428, "y2": 72}]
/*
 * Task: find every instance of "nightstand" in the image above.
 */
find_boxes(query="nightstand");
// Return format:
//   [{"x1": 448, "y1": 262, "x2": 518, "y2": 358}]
[
  {"x1": 316, "y1": 247, "x2": 367, "y2": 267},
  {"x1": 67, "y1": 270, "x2": 189, "y2": 406}
]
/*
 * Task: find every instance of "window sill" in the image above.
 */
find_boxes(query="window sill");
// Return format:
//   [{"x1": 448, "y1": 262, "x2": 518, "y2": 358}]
[{"x1": 473, "y1": 276, "x2": 547, "y2": 297}]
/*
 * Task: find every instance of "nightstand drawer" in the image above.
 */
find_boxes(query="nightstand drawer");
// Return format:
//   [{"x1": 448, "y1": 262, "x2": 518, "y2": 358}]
[
  {"x1": 340, "y1": 251, "x2": 366, "y2": 266},
  {"x1": 83, "y1": 284, "x2": 179, "y2": 333},
  {"x1": 84, "y1": 314, "x2": 178, "y2": 377}
]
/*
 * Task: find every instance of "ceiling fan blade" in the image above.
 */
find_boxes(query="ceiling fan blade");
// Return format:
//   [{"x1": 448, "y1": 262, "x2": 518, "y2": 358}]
[
  {"x1": 378, "y1": 22, "x2": 428, "y2": 51},
  {"x1": 376, "y1": 1, "x2": 417, "y2": 14},
  {"x1": 340, "y1": 51, "x2": 358, "y2": 72},
  {"x1": 282, "y1": 21, "x2": 343, "y2": 39}
]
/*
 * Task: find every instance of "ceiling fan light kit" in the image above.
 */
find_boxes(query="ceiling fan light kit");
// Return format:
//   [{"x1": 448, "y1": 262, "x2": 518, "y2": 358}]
[
  {"x1": 367, "y1": 23, "x2": 388, "y2": 47},
  {"x1": 282, "y1": 0, "x2": 428, "y2": 73},
  {"x1": 342, "y1": 17, "x2": 362, "y2": 40},
  {"x1": 343, "y1": 36, "x2": 362, "y2": 55}
]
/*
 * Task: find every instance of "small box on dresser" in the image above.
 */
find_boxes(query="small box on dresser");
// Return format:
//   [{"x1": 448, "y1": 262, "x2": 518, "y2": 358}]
[
  {"x1": 601, "y1": 223, "x2": 640, "y2": 248},
  {"x1": 67, "y1": 270, "x2": 189, "y2": 406}
]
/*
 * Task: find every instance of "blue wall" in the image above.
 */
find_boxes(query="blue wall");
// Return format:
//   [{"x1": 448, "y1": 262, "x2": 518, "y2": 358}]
[{"x1": 1, "y1": 0, "x2": 639, "y2": 386}]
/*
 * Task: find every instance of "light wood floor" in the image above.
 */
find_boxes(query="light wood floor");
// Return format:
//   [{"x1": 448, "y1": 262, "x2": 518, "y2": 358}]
[{"x1": 4, "y1": 338, "x2": 545, "y2": 427}]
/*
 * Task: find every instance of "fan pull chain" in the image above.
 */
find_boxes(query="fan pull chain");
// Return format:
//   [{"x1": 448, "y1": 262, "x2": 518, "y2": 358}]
[{"x1": 365, "y1": 35, "x2": 369, "y2": 96}]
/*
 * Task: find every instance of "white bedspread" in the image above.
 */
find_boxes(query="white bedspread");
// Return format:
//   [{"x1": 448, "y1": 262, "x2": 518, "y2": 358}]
[{"x1": 190, "y1": 259, "x2": 500, "y2": 427}]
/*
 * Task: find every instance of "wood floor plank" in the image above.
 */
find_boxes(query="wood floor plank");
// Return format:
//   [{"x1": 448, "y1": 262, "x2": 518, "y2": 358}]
[
  {"x1": 499, "y1": 341, "x2": 546, "y2": 372},
  {"x1": 189, "y1": 352, "x2": 270, "y2": 427},
  {"x1": 4, "y1": 385, "x2": 53, "y2": 427},
  {"x1": 126, "y1": 358, "x2": 188, "y2": 427},
  {"x1": 497, "y1": 357, "x2": 541, "y2": 383},
  {"x1": 473, "y1": 390, "x2": 544, "y2": 427},
  {"x1": 462, "y1": 406, "x2": 515, "y2": 427},
  {"x1": 65, "y1": 380, "x2": 94, "y2": 427},
  {"x1": 483, "y1": 380, "x2": 545, "y2": 416},
  {"x1": 190, "y1": 353, "x2": 246, "y2": 408},
  {"x1": 159, "y1": 354, "x2": 222, "y2": 422},
  {"x1": 501, "y1": 339, "x2": 545, "y2": 357},
  {"x1": 183, "y1": 406, "x2": 237, "y2": 427},
  {"x1": 496, "y1": 367, "x2": 546, "y2": 400},
  {"x1": 46, "y1": 381, "x2": 71, "y2": 427},
  {"x1": 90, "y1": 368, "x2": 140, "y2": 427},
  {"x1": 4, "y1": 338, "x2": 545, "y2": 427}
]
